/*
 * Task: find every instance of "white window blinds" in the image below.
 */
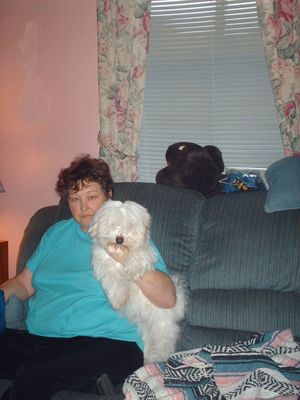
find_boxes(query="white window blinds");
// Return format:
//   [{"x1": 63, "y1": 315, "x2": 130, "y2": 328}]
[{"x1": 137, "y1": 0, "x2": 284, "y2": 183}]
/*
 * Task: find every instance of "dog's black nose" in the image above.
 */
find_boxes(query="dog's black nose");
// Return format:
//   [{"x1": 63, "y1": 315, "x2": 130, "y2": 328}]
[{"x1": 115, "y1": 235, "x2": 124, "y2": 244}]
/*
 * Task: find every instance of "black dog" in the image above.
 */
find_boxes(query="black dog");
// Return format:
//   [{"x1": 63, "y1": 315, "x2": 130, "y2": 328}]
[{"x1": 156, "y1": 142, "x2": 224, "y2": 197}]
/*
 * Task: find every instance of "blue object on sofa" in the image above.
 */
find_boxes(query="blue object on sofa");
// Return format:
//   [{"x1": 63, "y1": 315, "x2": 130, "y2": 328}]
[
  {"x1": 5, "y1": 294, "x2": 27, "y2": 330},
  {"x1": 1, "y1": 182, "x2": 299, "y2": 400},
  {"x1": 0, "y1": 290, "x2": 5, "y2": 334},
  {"x1": 221, "y1": 172, "x2": 260, "y2": 193}
]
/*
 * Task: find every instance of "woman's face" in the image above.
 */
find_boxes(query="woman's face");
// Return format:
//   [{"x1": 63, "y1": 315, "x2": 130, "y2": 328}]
[{"x1": 68, "y1": 181, "x2": 111, "y2": 231}]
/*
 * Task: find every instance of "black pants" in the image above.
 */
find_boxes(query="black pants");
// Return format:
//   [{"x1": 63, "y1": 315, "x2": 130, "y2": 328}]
[{"x1": 0, "y1": 329, "x2": 143, "y2": 400}]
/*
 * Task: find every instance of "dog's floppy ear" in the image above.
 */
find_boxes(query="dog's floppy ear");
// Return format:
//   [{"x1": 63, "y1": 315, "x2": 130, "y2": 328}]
[
  {"x1": 88, "y1": 209, "x2": 101, "y2": 238},
  {"x1": 125, "y1": 201, "x2": 152, "y2": 231},
  {"x1": 138, "y1": 204, "x2": 152, "y2": 233},
  {"x1": 144, "y1": 212, "x2": 152, "y2": 244},
  {"x1": 88, "y1": 199, "x2": 115, "y2": 237},
  {"x1": 143, "y1": 208, "x2": 151, "y2": 231}
]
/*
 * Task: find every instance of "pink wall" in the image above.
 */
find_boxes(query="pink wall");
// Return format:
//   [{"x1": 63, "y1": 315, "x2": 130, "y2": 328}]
[{"x1": 0, "y1": 0, "x2": 99, "y2": 276}]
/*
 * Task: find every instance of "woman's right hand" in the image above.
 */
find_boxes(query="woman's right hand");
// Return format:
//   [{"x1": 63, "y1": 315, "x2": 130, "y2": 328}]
[{"x1": 0, "y1": 267, "x2": 35, "y2": 302}]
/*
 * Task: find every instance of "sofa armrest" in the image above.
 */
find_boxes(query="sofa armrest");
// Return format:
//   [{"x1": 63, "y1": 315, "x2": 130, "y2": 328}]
[{"x1": 16, "y1": 203, "x2": 71, "y2": 274}]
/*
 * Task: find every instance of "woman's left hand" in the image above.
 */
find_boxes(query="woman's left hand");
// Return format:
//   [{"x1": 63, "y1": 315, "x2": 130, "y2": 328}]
[{"x1": 135, "y1": 270, "x2": 177, "y2": 309}]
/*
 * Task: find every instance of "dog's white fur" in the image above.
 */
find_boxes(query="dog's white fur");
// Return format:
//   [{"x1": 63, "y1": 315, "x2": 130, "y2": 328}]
[{"x1": 89, "y1": 200, "x2": 187, "y2": 364}]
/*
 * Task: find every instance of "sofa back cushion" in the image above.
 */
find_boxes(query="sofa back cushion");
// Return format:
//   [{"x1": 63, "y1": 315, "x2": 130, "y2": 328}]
[
  {"x1": 113, "y1": 183, "x2": 204, "y2": 278},
  {"x1": 190, "y1": 190, "x2": 300, "y2": 292},
  {"x1": 16, "y1": 206, "x2": 65, "y2": 273}
]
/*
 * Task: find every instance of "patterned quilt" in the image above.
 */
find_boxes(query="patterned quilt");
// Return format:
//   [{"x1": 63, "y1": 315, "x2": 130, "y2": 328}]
[{"x1": 123, "y1": 329, "x2": 300, "y2": 400}]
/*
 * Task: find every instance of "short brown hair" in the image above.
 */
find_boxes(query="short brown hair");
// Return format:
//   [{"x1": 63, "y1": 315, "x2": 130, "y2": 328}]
[{"x1": 55, "y1": 154, "x2": 113, "y2": 199}]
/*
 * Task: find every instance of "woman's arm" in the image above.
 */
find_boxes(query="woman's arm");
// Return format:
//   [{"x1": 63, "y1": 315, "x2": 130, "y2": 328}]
[
  {"x1": 135, "y1": 270, "x2": 177, "y2": 308},
  {"x1": 0, "y1": 267, "x2": 35, "y2": 302}
]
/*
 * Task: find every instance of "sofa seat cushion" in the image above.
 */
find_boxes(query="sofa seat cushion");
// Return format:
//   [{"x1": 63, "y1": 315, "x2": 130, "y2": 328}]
[
  {"x1": 181, "y1": 325, "x2": 258, "y2": 350},
  {"x1": 190, "y1": 191, "x2": 300, "y2": 292},
  {"x1": 51, "y1": 390, "x2": 122, "y2": 400},
  {"x1": 186, "y1": 289, "x2": 300, "y2": 337}
]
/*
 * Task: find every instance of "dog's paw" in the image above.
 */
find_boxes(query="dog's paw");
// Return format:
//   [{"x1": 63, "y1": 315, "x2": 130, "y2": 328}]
[
  {"x1": 106, "y1": 286, "x2": 129, "y2": 311},
  {"x1": 126, "y1": 268, "x2": 146, "y2": 282},
  {"x1": 127, "y1": 268, "x2": 150, "y2": 282},
  {"x1": 112, "y1": 298, "x2": 128, "y2": 310}
]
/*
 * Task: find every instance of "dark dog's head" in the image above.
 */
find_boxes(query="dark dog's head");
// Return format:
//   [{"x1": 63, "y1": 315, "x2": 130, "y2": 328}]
[
  {"x1": 156, "y1": 142, "x2": 224, "y2": 197},
  {"x1": 165, "y1": 142, "x2": 203, "y2": 166}
]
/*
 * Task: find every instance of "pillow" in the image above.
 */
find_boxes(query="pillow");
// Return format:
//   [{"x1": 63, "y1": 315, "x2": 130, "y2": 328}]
[{"x1": 264, "y1": 155, "x2": 300, "y2": 213}]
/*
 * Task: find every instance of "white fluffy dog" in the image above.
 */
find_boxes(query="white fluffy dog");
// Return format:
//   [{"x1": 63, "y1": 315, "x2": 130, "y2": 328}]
[{"x1": 88, "y1": 200, "x2": 187, "y2": 364}]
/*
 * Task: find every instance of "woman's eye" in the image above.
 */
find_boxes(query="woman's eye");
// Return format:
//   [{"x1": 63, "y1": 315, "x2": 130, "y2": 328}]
[
  {"x1": 69, "y1": 197, "x2": 78, "y2": 202},
  {"x1": 88, "y1": 196, "x2": 97, "y2": 200}
]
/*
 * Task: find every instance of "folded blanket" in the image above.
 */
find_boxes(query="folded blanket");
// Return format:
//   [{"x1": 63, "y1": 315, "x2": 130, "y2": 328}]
[
  {"x1": 211, "y1": 330, "x2": 300, "y2": 400},
  {"x1": 123, "y1": 330, "x2": 300, "y2": 400},
  {"x1": 0, "y1": 289, "x2": 6, "y2": 334},
  {"x1": 124, "y1": 362, "x2": 185, "y2": 400}
]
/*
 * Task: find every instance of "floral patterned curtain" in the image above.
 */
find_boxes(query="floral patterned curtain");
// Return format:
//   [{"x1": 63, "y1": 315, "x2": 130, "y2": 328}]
[
  {"x1": 97, "y1": 0, "x2": 151, "y2": 181},
  {"x1": 256, "y1": 0, "x2": 300, "y2": 156}
]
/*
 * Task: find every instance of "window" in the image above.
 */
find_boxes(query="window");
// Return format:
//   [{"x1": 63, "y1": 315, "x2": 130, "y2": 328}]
[{"x1": 137, "y1": 0, "x2": 284, "y2": 182}]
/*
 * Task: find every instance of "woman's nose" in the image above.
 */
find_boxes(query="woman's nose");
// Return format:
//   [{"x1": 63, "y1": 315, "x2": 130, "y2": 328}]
[{"x1": 80, "y1": 199, "x2": 88, "y2": 211}]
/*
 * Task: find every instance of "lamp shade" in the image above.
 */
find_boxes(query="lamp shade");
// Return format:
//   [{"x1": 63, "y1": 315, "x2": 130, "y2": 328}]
[{"x1": 0, "y1": 180, "x2": 5, "y2": 193}]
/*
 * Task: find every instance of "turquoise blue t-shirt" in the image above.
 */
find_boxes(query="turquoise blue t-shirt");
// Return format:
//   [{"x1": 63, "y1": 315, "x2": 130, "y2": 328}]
[{"x1": 26, "y1": 218, "x2": 168, "y2": 350}]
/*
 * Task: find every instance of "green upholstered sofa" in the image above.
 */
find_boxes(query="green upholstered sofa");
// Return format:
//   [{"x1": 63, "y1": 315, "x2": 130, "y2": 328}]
[{"x1": 2, "y1": 182, "x2": 300, "y2": 399}]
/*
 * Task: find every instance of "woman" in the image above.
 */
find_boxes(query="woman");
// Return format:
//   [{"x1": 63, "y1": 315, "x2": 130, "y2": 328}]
[{"x1": 0, "y1": 154, "x2": 176, "y2": 400}]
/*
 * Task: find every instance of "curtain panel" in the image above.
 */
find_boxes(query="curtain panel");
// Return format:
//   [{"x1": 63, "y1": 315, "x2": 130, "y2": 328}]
[
  {"x1": 97, "y1": 0, "x2": 151, "y2": 181},
  {"x1": 256, "y1": 0, "x2": 300, "y2": 155}
]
